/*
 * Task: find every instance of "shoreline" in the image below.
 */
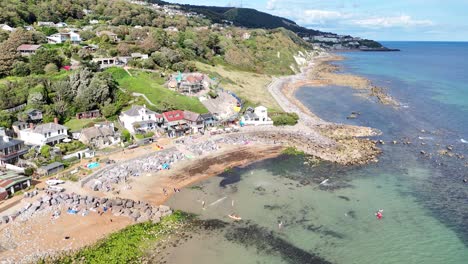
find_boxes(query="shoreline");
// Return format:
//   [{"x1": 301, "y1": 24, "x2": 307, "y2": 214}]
[{"x1": 0, "y1": 52, "x2": 385, "y2": 262}]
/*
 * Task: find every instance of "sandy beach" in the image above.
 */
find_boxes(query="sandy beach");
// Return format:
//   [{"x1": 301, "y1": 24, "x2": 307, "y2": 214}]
[{"x1": 0, "y1": 52, "x2": 385, "y2": 263}]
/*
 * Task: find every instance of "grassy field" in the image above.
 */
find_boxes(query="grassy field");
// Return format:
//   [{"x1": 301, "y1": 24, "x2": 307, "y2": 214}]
[
  {"x1": 196, "y1": 62, "x2": 281, "y2": 111},
  {"x1": 107, "y1": 68, "x2": 208, "y2": 114},
  {"x1": 64, "y1": 118, "x2": 105, "y2": 131}
]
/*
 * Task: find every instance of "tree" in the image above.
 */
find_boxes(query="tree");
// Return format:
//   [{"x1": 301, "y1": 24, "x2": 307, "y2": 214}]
[
  {"x1": 0, "y1": 111, "x2": 14, "y2": 128},
  {"x1": 121, "y1": 129, "x2": 131, "y2": 142},
  {"x1": 75, "y1": 72, "x2": 116, "y2": 111},
  {"x1": 44, "y1": 63, "x2": 58, "y2": 74},
  {"x1": 29, "y1": 49, "x2": 64, "y2": 74},
  {"x1": 11, "y1": 61, "x2": 30, "y2": 77},
  {"x1": 38, "y1": 27, "x2": 58, "y2": 36},
  {"x1": 79, "y1": 30, "x2": 96, "y2": 41},
  {"x1": 40, "y1": 145, "x2": 51, "y2": 159},
  {"x1": 100, "y1": 102, "x2": 117, "y2": 118}
]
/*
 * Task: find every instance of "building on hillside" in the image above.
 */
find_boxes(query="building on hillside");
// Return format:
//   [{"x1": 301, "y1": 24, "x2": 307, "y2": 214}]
[
  {"x1": 37, "y1": 21, "x2": 55, "y2": 27},
  {"x1": 161, "y1": 110, "x2": 190, "y2": 137},
  {"x1": 55, "y1": 22, "x2": 68, "y2": 28},
  {"x1": 37, "y1": 162, "x2": 64, "y2": 176},
  {"x1": 78, "y1": 126, "x2": 120, "y2": 149},
  {"x1": 183, "y1": 111, "x2": 204, "y2": 133},
  {"x1": 0, "y1": 24, "x2": 14, "y2": 32},
  {"x1": 23, "y1": 109, "x2": 43, "y2": 123},
  {"x1": 119, "y1": 105, "x2": 159, "y2": 134},
  {"x1": 0, "y1": 136, "x2": 28, "y2": 166},
  {"x1": 89, "y1": 19, "x2": 99, "y2": 24},
  {"x1": 47, "y1": 32, "x2": 82, "y2": 44},
  {"x1": 131, "y1": 53, "x2": 149, "y2": 60},
  {"x1": 96, "y1": 31, "x2": 119, "y2": 42},
  {"x1": 12, "y1": 121, "x2": 28, "y2": 137},
  {"x1": 240, "y1": 106, "x2": 273, "y2": 126},
  {"x1": 164, "y1": 26, "x2": 179, "y2": 32},
  {"x1": 0, "y1": 170, "x2": 32, "y2": 197},
  {"x1": 16, "y1": 44, "x2": 42, "y2": 56},
  {"x1": 76, "y1": 110, "x2": 101, "y2": 120},
  {"x1": 168, "y1": 72, "x2": 211, "y2": 94},
  {"x1": 18, "y1": 119, "x2": 69, "y2": 146},
  {"x1": 201, "y1": 113, "x2": 217, "y2": 128},
  {"x1": 92, "y1": 57, "x2": 125, "y2": 69}
]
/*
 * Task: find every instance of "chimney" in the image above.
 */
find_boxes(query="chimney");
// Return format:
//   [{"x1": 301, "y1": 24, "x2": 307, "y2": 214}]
[
  {"x1": 29, "y1": 123, "x2": 34, "y2": 129},
  {"x1": 54, "y1": 117, "x2": 58, "y2": 124}
]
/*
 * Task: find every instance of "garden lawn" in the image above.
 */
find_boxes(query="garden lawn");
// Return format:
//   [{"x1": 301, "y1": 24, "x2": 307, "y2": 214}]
[
  {"x1": 64, "y1": 118, "x2": 104, "y2": 131},
  {"x1": 107, "y1": 68, "x2": 208, "y2": 114}
]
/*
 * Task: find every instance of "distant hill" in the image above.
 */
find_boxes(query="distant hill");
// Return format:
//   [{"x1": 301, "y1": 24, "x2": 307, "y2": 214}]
[
  {"x1": 148, "y1": 0, "x2": 328, "y2": 36},
  {"x1": 147, "y1": 0, "x2": 384, "y2": 49}
]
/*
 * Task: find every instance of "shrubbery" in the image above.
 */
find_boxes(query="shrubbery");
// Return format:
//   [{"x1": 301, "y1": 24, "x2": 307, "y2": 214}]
[{"x1": 271, "y1": 112, "x2": 299, "y2": 126}]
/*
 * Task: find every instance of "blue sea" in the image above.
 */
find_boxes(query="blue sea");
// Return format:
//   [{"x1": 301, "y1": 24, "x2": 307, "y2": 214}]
[{"x1": 165, "y1": 42, "x2": 468, "y2": 264}]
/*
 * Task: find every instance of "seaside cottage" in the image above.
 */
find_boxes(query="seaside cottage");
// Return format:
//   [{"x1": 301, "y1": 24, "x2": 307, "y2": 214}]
[
  {"x1": 78, "y1": 126, "x2": 120, "y2": 149},
  {"x1": 0, "y1": 24, "x2": 14, "y2": 32},
  {"x1": 18, "y1": 119, "x2": 69, "y2": 146},
  {"x1": 201, "y1": 113, "x2": 217, "y2": 128},
  {"x1": 240, "y1": 106, "x2": 273, "y2": 126},
  {"x1": 119, "y1": 105, "x2": 159, "y2": 134},
  {"x1": 161, "y1": 110, "x2": 190, "y2": 137},
  {"x1": 0, "y1": 136, "x2": 28, "y2": 166},
  {"x1": 0, "y1": 170, "x2": 32, "y2": 196},
  {"x1": 183, "y1": 111, "x2": 204, "y2": 134}
]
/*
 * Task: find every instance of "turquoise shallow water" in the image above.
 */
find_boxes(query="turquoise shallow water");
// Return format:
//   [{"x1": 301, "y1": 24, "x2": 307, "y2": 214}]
[{"x1": 165, "y1": 42, "x2": 468, "y2": 263}]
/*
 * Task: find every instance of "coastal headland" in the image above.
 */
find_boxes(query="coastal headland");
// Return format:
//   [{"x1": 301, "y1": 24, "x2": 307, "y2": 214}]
[{"x1": 0, "y1": 53, "x2": 384, "y2": 262}]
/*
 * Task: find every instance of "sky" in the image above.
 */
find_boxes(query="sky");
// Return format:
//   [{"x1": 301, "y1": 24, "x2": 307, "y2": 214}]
[{"x1": 165, "y1": 0, "x2": 468, "y2": 41}]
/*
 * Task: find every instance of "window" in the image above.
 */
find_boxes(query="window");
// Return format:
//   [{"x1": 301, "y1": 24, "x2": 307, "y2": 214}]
[{"x1": 48, "y1": 132, "x2": 51, "y2": 137}]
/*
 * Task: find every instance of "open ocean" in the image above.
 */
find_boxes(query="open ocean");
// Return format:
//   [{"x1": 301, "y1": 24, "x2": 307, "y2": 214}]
[{"x1": 165, "y1": 42, "x2": 468, "y2": 264}]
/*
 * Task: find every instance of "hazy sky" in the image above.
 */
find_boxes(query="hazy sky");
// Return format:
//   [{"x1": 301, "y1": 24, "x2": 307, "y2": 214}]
[{"x1": 166, "y1": 0, "x2": 468, "y2": 41}]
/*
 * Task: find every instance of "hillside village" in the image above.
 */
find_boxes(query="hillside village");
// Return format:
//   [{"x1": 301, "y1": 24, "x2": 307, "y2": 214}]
[{"x1": 0, "y1": 0, "x2": 301, "y2": 200}]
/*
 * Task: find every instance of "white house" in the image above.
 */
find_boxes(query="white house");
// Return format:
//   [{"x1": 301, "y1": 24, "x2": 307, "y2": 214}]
[
  {"x1": 47, "y1": 32, "x2": 82, "y2": 44},
  {"x1": 0, "y1": 24, "x2": 14, "y2": 32},
  {"x1": 119, "y1": 105, "x2": 159, "y2": 134},
  {"x1": 18, "y1": 121, "x2": 69, "y2": 146},
  {"x1": 241, "y1": 106, "x2": 273, "y2": 126}
]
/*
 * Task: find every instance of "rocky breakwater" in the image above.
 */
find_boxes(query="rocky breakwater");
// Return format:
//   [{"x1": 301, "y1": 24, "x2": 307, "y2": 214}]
[
  {"x1": 86, "y1": 148, "x2": 186, "y2": 192},
  {"x1": 237, "y1": 125, "x2": 381, "y2": 165},
  {"x1": 0, "y1": 191, "x2": 173, "y2": 226}
]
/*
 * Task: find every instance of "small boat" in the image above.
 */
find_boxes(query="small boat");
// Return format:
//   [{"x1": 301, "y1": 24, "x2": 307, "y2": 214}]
[{"x1": 228, "y1": 214, "x2": 242, "y2": 221}]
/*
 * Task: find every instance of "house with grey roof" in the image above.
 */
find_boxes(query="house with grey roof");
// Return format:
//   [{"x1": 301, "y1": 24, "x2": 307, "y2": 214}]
[
  {"x1": 184, "y1": 110, "x2": 204, "y2": 133},
  {"x1": 18, "y1": 119, "x2": 69, "y2": 146},
  {"x1": 119, "y1": 105, "x2": 160, "y2": 134},
  {"x1": 37, "y1": 162, "x2": 64, "y2": 176},
  {"x1": 78, "y1": 126, "x2": 120, "y2": 149},
  {"x1": 0, "y1": 170, "x2": 32, "y2": 197},
  {"x1": 23, "y1": 109, "x2": 43, "y2": 122},
  {"x1": 0, "y1": 136, "x2": 28, "y2": 166}
]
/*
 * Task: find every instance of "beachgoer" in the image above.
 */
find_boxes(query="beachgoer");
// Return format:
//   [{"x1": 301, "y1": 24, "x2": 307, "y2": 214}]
[
  {"x1": 202, "y1": 200, "x2": 205, "y2": 209},
  {"x1": 376, "y1": 211, "x2": 383, "y2": 220}
]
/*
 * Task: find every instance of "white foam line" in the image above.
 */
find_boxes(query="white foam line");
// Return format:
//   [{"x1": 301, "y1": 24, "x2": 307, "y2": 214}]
[{"x1": 209, "y1": 197, "x2": 227, "y2": 207}]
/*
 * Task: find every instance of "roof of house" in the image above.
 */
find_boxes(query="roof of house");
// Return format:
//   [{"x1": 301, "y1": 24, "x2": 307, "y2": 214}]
[
  {"x1": 39, "y1": 162, "x2": 64, "y2": 171},
  {"x1": 0, "y1": 137, "x2": 24, "y2": 150},
  {"x1": 122, "y1": 105, "x2": 157, "y2": 117},
  {"x1": 183, "y1": 110, "x2": 201, "y2": 122},
  {"x1": 0, "y1": 171, "x2": 31, "y2": 189},
  {"x1": 16, "y1": 44, "x2": 42, "y2": 51},
  {"x1": 163, "y1": 110, "x2": 185, "y2": 122},
  {"x1": 80, "y1": 126, "x2": 115, "y2": 140},
  {"x1": 31, "y1": 123, "x2": 68, "y2": 134},
  {"x1": 201, "y1": 113, "x2": 214, "y2": 120},
  {"x1": 24, "y1": 108, "x2": 42, "y2": 114}
]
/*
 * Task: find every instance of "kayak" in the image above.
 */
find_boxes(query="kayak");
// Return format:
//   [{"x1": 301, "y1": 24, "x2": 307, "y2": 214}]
[{"x1": 228, "y1": 214, "x2": 242, "y2": 221}]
